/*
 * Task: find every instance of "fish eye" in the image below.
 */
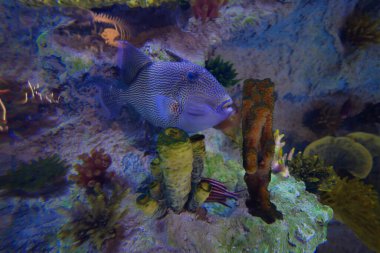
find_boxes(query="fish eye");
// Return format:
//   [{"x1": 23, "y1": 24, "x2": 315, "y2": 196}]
[{"x1": 187, "y1": 71, "x2": 199, "y2": 81}]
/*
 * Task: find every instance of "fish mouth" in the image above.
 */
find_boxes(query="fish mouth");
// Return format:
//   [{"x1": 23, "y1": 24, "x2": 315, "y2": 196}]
[{"x1": 219, "y1": 99, "x2": 235, "y2": 114}]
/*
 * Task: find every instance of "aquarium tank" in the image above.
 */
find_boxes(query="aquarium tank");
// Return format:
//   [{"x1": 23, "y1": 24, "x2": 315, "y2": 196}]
[{"x1": 0, "y1": 0, "x2": 379, "y2": 252}]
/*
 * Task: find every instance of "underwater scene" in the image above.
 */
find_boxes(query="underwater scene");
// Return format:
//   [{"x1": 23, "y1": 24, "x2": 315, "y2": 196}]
[{"x1": 0, "y1": 0, "x2": 379, "y2": 252}]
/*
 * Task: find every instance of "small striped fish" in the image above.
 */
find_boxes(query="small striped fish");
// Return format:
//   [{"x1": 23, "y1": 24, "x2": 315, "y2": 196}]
[{"x1": 101, "y1": 41, "x2": 234, "y2": 133}]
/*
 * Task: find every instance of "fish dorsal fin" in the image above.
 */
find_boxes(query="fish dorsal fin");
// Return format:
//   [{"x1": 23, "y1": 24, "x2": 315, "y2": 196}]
[
  {"x1": 165, "y1": 49, "x2": 189, "y2": 62},
  {"x1": 117, "y1": 41, "x2": 152, "y2": 84}
]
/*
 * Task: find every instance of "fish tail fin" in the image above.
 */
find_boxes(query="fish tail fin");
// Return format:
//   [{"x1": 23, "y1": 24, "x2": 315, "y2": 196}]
[{"x1": 117, "y1": 41, "x2": 152, "y2": 84}]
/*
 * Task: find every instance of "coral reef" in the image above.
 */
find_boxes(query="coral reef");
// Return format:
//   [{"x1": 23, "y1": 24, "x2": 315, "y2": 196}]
[
  {"x1": 271, "y1": 129, "x2": 294, "y2": 178},
  {"x1": 59, "y1": 185, "x2": 129, "y2": 251},
  {"x1": 287, "y1": 153, "x2": 336, "y2": 194},
  {"x1": 341, "y1": 12, "x2": 380, "y2": 49},
  {"x1": 241, "y1": 78, "x2": 282, "y2": 224},
  {"x1": 319, "y1": 177, "x2": 380, "y2": 252},
  {"x1": 0, "y1": 78, "x2": 60, "y2": 141},
  {"x1": 69, "y1": 148, "x2": 115, "y2": 189},
  {"x1": 344, "y1": 102, "x2": 380, "y2": 134},
  {"x1": 19, "y1": 0, "x2": 176, "y2": 8},
  {"x1": 191, "y1": 0, "x2": 227, "y2": 21},
  {"x1": 205, "y1": 55, "x2": 240, "y2": 87},
  {"x1": 304, "y1": 136, "x2": 373, "y2": 179},
  {"x1": 0, "y1": 154, "x2": 69, "y2": 197}
]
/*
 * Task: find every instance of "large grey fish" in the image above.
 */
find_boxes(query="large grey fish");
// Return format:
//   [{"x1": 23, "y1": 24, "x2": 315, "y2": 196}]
[{"x1": 101, "y1": 41, "x2": 234, "y2": 133}]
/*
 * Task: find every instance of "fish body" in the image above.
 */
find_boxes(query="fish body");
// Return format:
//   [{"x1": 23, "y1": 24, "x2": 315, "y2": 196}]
[{"x1": 101, "y1": 41, "x2": 234, "y2": 133}]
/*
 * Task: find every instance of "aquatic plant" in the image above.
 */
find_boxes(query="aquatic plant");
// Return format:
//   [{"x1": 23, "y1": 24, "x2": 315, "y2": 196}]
[
  {"x1": 59, "y1": 185, "x2": 129, "y2": 251},
  {"x1": 191, "y1": 0, "x2": 228, "y2": 21},
  {"x1": 341, "y1": 12, "x2": 380, "y2": 48},
  {"x1": 271, "y1": 129, "x2": 294, "y2": 178},
  {"x1": 69, "y1": 148, "x2": 115, "y2": 189},
  {"x1": 287, "y1": 153, "x2": 336, "y2": 194},
  {"x1": 242, "y1": 78, "x2": 282, "y2": 224},
  {"x1": 205, "y1": 56, "x2": 240, "y2": 88},
  {"x1": 319, "y1": 177, "x2": 380, "y2": 252},
  {"x1": 0, "y1": 154, "x2": 69, "y2": 197},
  {"x1": 19, "y1": 0, "x2": 176, "y2": 8},
  {"x1": 304, "y1": 136, "x2": 373, "y2": 179}
]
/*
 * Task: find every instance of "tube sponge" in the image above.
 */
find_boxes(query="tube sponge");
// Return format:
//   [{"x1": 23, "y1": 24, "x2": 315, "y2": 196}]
[{"x1": 157, "y1": 128, "x2": 193, "y2": 213}]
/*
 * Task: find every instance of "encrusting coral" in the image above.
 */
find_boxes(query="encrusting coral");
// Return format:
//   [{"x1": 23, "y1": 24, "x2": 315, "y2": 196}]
[
  {"x1": 205, "y1": 56, "x2": 240, "y2": 88},
  {"x1": 242, "y1": 78, "x2": 282, "y2": 224},
  {"x1": 69, "y1": 148, "x2": 115, "y2": 189},
  {"x1": 341, "y1": 12, "x2": 380, "y2": 48},
  {"x1": 59, "y1": 185, "x2": 129, "y2": 251},
  {"x1": 304, "y1": 136, "x2": 373, "y2": 179},
  {"x1": 319, "y1": 177, "x2": 380, "y2": 252},
  {"x1": 0, "y1": 154, "x2": 69, "y2": 197}
]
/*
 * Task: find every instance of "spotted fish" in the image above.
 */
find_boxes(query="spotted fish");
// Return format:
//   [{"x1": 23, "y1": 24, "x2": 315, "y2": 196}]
[{"x1": 101, "y1": 41, "x2": 234, "y2": 133}]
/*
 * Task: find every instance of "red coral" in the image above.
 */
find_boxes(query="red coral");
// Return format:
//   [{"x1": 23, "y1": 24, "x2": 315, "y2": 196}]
[
  {"x1": 191, "y1": 0, "x2": 228, "y2": 21},
  {"x1": 70, "y1": 148, "x2": 114, "y2": 188}
]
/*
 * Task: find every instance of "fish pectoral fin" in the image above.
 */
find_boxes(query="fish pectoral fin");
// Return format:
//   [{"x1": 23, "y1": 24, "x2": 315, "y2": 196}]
[
  {"x1": 117, "y1": 41, "x2": 152, "y2": 85},
  {"x1": 100, "y1": 86, "x2": 128, "y2": 119},
  {"x1": 165, "y1": 49, "x2": 190, "y2": 63},
  {"x1": 155, "y1": 95, "x2": 179, "y2": 123}
]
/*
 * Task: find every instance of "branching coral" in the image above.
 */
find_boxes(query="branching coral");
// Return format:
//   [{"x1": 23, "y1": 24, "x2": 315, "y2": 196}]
[
  {"x1": 341, "y1": 12, "x2": 380, "y2": 48},
  {"x1": 271, "y1": 129, "x2": 294, "y2": 178},
  {"x1": 242, "y1": 78, "x2": 282, "y2": 224},
  {"x1": 191, "y1": 0, "x2": 228, "y2": 21},
  {"x1": 69, "y1": 148, "x2": 115, "y2": 189},
  {"x1": 0, "y1": 78, "x2": 60, "y2": 139},
  {"x1": 287, "y1": 153, "x2": 336, "y2": 194},
  {"x1": 319, "y1": 178, "x2": 380, "y2": 252},
  {"x1": 205, "y1": 56, "x2": 240, "y2": 88},
  {"x1": 59, "y1": 185, "x2": 129, "y2": 251},
  {"x1": 0, "y1": 154, "x2": 69, "y2": 197},
  {"x1": 91, "y1": 12, "x2": 131, "y2": 46}
]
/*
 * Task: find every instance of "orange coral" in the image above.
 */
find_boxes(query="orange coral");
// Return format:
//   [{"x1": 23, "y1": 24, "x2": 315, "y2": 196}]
[
  {"x1": 70, "y1": 148, "x2": 115, "y2": 188},
  {"x1": 191, "y1": 0, "x2": 228, "y2": 21},
  {"x1": 242, "y1": 78, "x2": 282, "y2": 224}
]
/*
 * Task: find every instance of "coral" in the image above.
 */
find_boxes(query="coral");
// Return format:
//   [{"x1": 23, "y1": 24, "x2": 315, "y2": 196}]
[
  {"x1": 346, "y1": 132, "x2": 380, "y2": 158},
  {"x1": 0, "y1": 78, "x2": 60, "y2": 140},
  {"x1": 59, "y1": 185, "x2": 129, "y2": 251},
  {"x1": 191, "y1": 0, "x2": 228, "y2": 21},
  {"x1": 20, "y1": 0, "x2": 176, "y2": 8},
  {"x1": 69, "y1": 148, "x2": 115, "y2": 189},
  {"x1": 341, "y1": 12, "x2": 380, "y2": 48},
  {"x1": 91, "y1": 12, "x2": 131, "y2": 46},
  {"x1": 205, "y1": 56, "x2": 240, "y2": 88},
  {"x1": 304, "y1": 136, "x2": 373, "y2": 179},
  {"x1": 271, "y1": 129, "x2": 294, "y2": 178},
  {"x1": 287, "y1": 153, "x2": 336, "y2": 194},
  {"x1": 0, "y1": 154, "x2": 69, "y2": 197},
  {"x1": 241, "y1": 78, "x2": 282, "y2": 224},
  {"x1": 319, "y1": 177, "x2": 380, "y2": 252}
]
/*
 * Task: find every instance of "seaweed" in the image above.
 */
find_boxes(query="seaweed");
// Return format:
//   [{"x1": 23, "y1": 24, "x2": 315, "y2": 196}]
[
  {"x1": 0, "y1": 154, "x2": 69, "y2": 197},
  {"x1": 319, "y1": 177, "x2": 380, "y2": 252},
  {"x1": 205, "y1": 56, "x2": 240, "y2": 88},
  {"x1": 341, "y1": 12, "x2": 380, "y2": 49},
  {"x1": 288, "y1": 153, "x2": 336, "y2": 194},
  {"x1": 59, "y1": 185, "x2": 129, "y2": 251}
]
